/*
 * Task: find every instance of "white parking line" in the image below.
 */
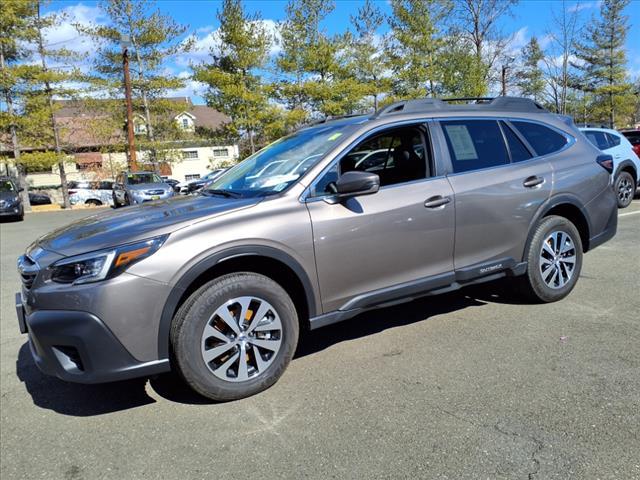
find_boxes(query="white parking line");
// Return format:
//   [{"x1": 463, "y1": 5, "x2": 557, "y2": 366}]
[{"x1": 619, "y1": 210, "x2": 640, "y2": 217}]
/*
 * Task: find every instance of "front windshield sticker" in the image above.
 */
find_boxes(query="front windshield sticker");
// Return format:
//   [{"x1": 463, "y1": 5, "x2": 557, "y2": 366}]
[
  {"x1": 327, "y1": 132, "x2": 343, "y2": 141},
  {"x1": 273, "y1": 182, "x2": 288, "y2": 192}
]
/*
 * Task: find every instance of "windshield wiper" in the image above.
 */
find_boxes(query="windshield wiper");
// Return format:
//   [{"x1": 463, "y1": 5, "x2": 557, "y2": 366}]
[{"x1": 201, "y1": 189, "x2": 242, "y2": 198}]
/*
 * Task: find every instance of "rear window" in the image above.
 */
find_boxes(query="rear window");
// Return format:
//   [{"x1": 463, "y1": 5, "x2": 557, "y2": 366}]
[
  {"x1": 606, "y1": 133, "x2": 621, "y2": 147},
  {"x1": 622, "y1": 131, "x2": 640, "y2": 145},
  {"x1": 512, "y1": 121, "x2": 568, "y2": 156},
  {"x1": 441, "y1": 120, "x2": 509, "y2": 173}
]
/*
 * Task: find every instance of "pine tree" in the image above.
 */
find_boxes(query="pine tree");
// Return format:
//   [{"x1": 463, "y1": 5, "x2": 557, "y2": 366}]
[
  {"x1": 517, "y1": 36, "x2": 545, "y2": 102},
  {"x1": 0, "y1": 0, "x2": 39, "y2": 210},
  {"x1": 386, "y1": 0, "x2": 451, "y2": 99},
  {"x1": 346, "y1": 0, "x2": 390, "y2": 111},
  {"x1": 79, "y1": 0, "x2": 192, "y2": 165},
  {"x1": 193, "y1": 0, "x2": 271, "y2": 155},
  {"x1": 574, "y1": 0, "x2": 633, "y2": 127}
]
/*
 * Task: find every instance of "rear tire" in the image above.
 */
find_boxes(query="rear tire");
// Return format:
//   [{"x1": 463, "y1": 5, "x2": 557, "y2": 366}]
[
  {"x1": 614, "y1": 171, "x2": 635, "y2": 208},
  {"x1": 516, "y1": 215, "x2": 583, "y2": 303},
  {"x1": 171, "y1": 273, "x2": 299, "y2": 401}
]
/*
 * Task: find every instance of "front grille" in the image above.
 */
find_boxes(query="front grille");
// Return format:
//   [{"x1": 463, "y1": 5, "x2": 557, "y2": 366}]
[
  {"x1": 145, "y1": 189, "x2": 165, "y2": 195},
  {"x1": 17, "y1": 254, "x2": 39, "y2": 290}
]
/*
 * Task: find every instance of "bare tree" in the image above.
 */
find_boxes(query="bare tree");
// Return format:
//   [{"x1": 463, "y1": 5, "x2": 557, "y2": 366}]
[{"x1": 543, "y1": 0, "x2": 580, "y2": 114}]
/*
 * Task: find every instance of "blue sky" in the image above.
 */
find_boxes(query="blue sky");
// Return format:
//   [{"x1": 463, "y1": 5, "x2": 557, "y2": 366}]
[{"x1": 43, "y1": 0, "x2": 640, "y2": 103}]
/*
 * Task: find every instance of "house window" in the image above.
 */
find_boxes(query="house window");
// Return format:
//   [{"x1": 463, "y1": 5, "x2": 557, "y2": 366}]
[
  {"x1": 182, "y1": 118, "x2": 190, "y2": 129},
  {"x1": 134, "y1": 123, "x2": 146, "y2": 135},
  {"x1": 182, "y1": 150, "x2": 198, "y2": 159},
  {"x1": 213, "y1": 148, "x2": 228, "y2": 157},
  {"x1": 185, "y1": 174, "x2": 200, "y2": 181}
]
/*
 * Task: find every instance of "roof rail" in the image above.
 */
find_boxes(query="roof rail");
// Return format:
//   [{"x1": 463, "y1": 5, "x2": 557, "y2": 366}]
[
  {"x1": 306, "y1": 113, "x2": 366, "y2": 127},
  {"x1": 373, "y1": 96, "x2": 548, "y2": 118}
]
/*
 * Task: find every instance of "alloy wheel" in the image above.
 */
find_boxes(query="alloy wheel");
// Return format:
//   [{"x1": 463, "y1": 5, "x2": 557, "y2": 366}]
[
  {"x1": 200, "y1": 296, "x2": 283, "y2": 382},
  {"x1": 539, "y1": 231, "x2": 577, "y2": 289},
  {"x1": 617, "y1": 176, "x2": 633, "y2": 204}
]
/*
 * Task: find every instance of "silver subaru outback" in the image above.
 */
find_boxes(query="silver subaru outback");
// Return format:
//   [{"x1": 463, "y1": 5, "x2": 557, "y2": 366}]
[{"x1": 16, "y1": 97, "x2": 618, "y2": 401}]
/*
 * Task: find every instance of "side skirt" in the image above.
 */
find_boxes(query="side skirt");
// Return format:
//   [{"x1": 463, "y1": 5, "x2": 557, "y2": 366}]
[{"x1": 309, "y1": 259, "x2": 527, "y2": 331}]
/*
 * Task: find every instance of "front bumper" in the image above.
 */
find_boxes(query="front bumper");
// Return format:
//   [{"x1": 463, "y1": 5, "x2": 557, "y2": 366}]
[
  {"x1": 0, "y1": 205, "x2": 21, "y2": 216},
  {"x1": 131, "y1": 192, "x2": 174, "y2": 204},
  {"x1": 16, "y1": 297, "x2": 169, "y2": 383}
]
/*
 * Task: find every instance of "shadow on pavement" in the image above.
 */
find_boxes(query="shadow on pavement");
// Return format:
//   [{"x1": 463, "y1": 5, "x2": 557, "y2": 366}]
[{"x1": 16, "y1": 282, "x2": 522, "y2": 415}]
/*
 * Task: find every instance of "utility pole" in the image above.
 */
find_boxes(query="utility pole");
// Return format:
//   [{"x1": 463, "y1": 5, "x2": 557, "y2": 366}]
[
  {"x1": 121, "y1": 35, "x2": 137, "y2": 171},
  {"x1": 501, "y1": 56, "x2": 515, "y2": 97}
]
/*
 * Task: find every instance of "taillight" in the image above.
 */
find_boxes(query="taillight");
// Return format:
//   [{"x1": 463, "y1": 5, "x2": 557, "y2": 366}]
[
  {"x1": 633, "y1": 145, "x2": 640, "y2": 158},
  {"x1": 596, "y1": 154, "x2": 614, "y2": 173}
]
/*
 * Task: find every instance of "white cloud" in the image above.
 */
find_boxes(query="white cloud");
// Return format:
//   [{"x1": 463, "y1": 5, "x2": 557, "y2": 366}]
[
  {"x1": 568, "y1": 1, "x2": 600, "y2": 13},
  {"x1": 43, "y1": 3, "x2": 105, "y2": 61},
  {"x1": 166, "y1": 71, "x2": 208, "y2": 100}
]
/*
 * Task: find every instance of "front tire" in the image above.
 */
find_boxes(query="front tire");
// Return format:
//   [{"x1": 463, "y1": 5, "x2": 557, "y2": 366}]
[
  {"x1": 171, "y1": 273, "x2": 299, "y2": 401},
  {"x1": 614, "y1": 171, "x2": 635, "y2": 208},
  {"x1": 517, "y1": 215, "x2": 583, "y2": 303}
]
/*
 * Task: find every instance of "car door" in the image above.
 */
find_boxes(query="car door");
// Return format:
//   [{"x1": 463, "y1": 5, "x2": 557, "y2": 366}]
[
  {"x1": 437, "y1": 118, "x2": 555, "y2": 272},
  {"x1": 305, "y1": 123, "x2": 456, "y2": 313}
]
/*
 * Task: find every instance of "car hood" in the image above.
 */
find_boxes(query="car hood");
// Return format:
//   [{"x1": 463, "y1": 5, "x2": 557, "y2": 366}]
[
  {"x1": 34, "y1": 194, "x2": 260, "y2": 257},
  {"x1": 127, "y1": 182, "x2": 171, "y2": 191},
  {"x1": 0, "y1": 191, "x2": 19, "y2": 202}
]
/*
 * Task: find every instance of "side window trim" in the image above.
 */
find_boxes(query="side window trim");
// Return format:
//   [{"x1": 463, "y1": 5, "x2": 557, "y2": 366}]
[
  {"x1": 305, "y1": 120, "x2": 435, "y2": 199},
  {"x1": 500, "y1": 120, "x2": 536, "y2": 161}
]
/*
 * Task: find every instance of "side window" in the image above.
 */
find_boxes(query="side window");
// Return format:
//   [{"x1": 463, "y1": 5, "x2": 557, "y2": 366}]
[
  {"x1": 512, "y1": 121, "x2": 568, "y2": 156},
  {"x1": 583, "y1": 130, "x2": 609, "y2": 150},
  {"x1": 312, "y1": 126, "x2": 429, "y2": 195},
  {"x1": 501, "y1": 121, "x2": 533, "y2": 162},
  {"x1": 606, "y1": 133, "x2": 621, "y2": 147},
  {"x1": 441, "y1": 120, "x2": 509, "y2": 173}
]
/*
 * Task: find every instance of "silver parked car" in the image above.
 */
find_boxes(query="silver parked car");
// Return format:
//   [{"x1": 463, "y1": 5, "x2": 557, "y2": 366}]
[
  {"x1": 112, "y1": 171, "x2": 174, "y2": 207},
  {"x1": 68, "y1": 181, "x2": 114, "y2": 207},
  {"x1": 16, "y1": 97, "x2": 617, "y2": 401}
]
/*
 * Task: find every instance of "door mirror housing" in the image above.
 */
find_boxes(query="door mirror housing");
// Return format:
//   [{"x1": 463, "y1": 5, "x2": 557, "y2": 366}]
[{"x1": 334, "y1": 171, "x2": 380, "y2": 199}]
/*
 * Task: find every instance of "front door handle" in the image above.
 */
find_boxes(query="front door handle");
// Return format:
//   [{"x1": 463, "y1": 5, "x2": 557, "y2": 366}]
[
  {"x1": 523, "y1": 176, "x2": 545, "y2": 188},
  {"x1": 424, "y1": 195, "x2": 451, "y2": 208}
]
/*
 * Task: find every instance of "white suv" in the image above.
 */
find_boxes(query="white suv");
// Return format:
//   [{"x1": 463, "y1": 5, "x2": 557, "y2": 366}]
[{"x1": 580, "y1": 127, "x2": 640, "y2": 208}]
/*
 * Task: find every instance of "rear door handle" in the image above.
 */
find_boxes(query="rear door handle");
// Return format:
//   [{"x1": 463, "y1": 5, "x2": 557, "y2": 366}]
[
  {"x1": 523, "y1": 176, "x2": 545, "y2": 188},
  {"x1": 424, "y1": 195, "x2": 451, "y2": 208}
]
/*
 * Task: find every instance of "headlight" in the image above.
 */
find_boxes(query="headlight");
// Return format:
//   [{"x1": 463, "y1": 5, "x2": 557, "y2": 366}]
[{"x1": 49, "y1": 235, "x2": 167, "y2": 285}]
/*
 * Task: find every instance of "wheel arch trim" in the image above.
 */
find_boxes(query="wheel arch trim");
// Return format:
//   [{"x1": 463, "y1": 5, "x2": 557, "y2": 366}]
[
  {"x1": 157, "y1": 245, "x2": 317, "y2": 359},
  {"x1": 522, "y1": 194, "x2": 593, "y2": 260}
]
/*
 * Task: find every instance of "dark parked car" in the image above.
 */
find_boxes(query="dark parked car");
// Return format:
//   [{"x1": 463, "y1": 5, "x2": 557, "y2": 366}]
[
  {"x1": 28, "y1": 192, "x2": 52, "y2": 205},
  {"x1": 0, "y1": 176, "x2": 23, "y2": 220},
  {"x1": 16, "y1": 97, "x2": 617, "y2": 401},
  {"x1": 161, "y1": 177, "x2": 181, "y2": 193},
  {"x1": 184, "y1": 169, "x2": 228, "y2": 194},
  {"x1": 620, "y1": 129, "x2": 640, "y2": 158}
]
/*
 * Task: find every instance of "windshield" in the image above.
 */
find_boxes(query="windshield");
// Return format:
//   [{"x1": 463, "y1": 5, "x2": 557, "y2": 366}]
[
  {"x1": 204, "y1": 122, "x2": 358, "y2": 197},
  {"x1": 127, "y1": 173, "x2": 162, "y2": 185},
  {"x1": 0, "y1": 180, "x2": 16, "y2": 192}
]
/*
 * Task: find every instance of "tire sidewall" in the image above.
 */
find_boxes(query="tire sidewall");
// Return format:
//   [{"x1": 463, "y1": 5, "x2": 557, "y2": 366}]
[
  {"x1": 525, "y1": 216, "x2": 583, "y2": 302},
  {"x1": 173, "y1": 273, "x2": 299, "y2": 401}
]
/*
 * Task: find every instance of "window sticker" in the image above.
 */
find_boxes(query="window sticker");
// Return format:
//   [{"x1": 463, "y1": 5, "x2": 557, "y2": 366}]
[
  {"x1": 444, "y1": 125, "x2": 478, "y2": 161},
  {"x1": 327, "y1": 132, "x2": 343, "y2": 141}
]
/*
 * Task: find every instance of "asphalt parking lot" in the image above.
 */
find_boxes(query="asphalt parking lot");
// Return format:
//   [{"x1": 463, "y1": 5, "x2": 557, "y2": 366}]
[{"x1": 1, "y1": 204, "x2": 639, "y2": 479}]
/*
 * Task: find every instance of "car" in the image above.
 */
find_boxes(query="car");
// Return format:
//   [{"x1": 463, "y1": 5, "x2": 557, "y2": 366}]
[
  {"x1": 68, "y1": 181, "x2": 114, "y2": 207},
  {"x1": 184, "y1": 169, "x2": 228, "y2": 194},
  {"x1": 112, "y1": 171, "x2": 174, "y2": 207},
  {"x1": 620, "y1": 129, "x2": 640, "y2": 158},
  {"x1": 0, "y1": 176, "x2": 24, "y2": 220},
  {"x1": 16, "y1": 96, "x2": 618, "y2": 402},
  {"x1": 28, "y1": 192, "x2": 52, "y2": 206},
  {"x1": 580, "y1": 127, "x2": 640, "y2": 208},
  {"x1": 161, "y1": 177, "x2": 181, "y2": 193}
]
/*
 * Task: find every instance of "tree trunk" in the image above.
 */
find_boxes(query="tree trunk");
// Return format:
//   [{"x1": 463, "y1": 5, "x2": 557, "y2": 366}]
[{"x1": 0, "y1": 46, "x2": 31, "y2": 211}]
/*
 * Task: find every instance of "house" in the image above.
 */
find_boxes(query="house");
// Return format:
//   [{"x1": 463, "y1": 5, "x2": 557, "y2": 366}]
[{"x1": 0, "y1": 97, "x2": 239, "y2": 186}]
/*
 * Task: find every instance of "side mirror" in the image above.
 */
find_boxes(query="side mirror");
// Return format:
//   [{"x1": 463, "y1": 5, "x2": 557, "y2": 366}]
[{"x1": 333, "y1": 171, "x2": 380, "y2": 199}]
